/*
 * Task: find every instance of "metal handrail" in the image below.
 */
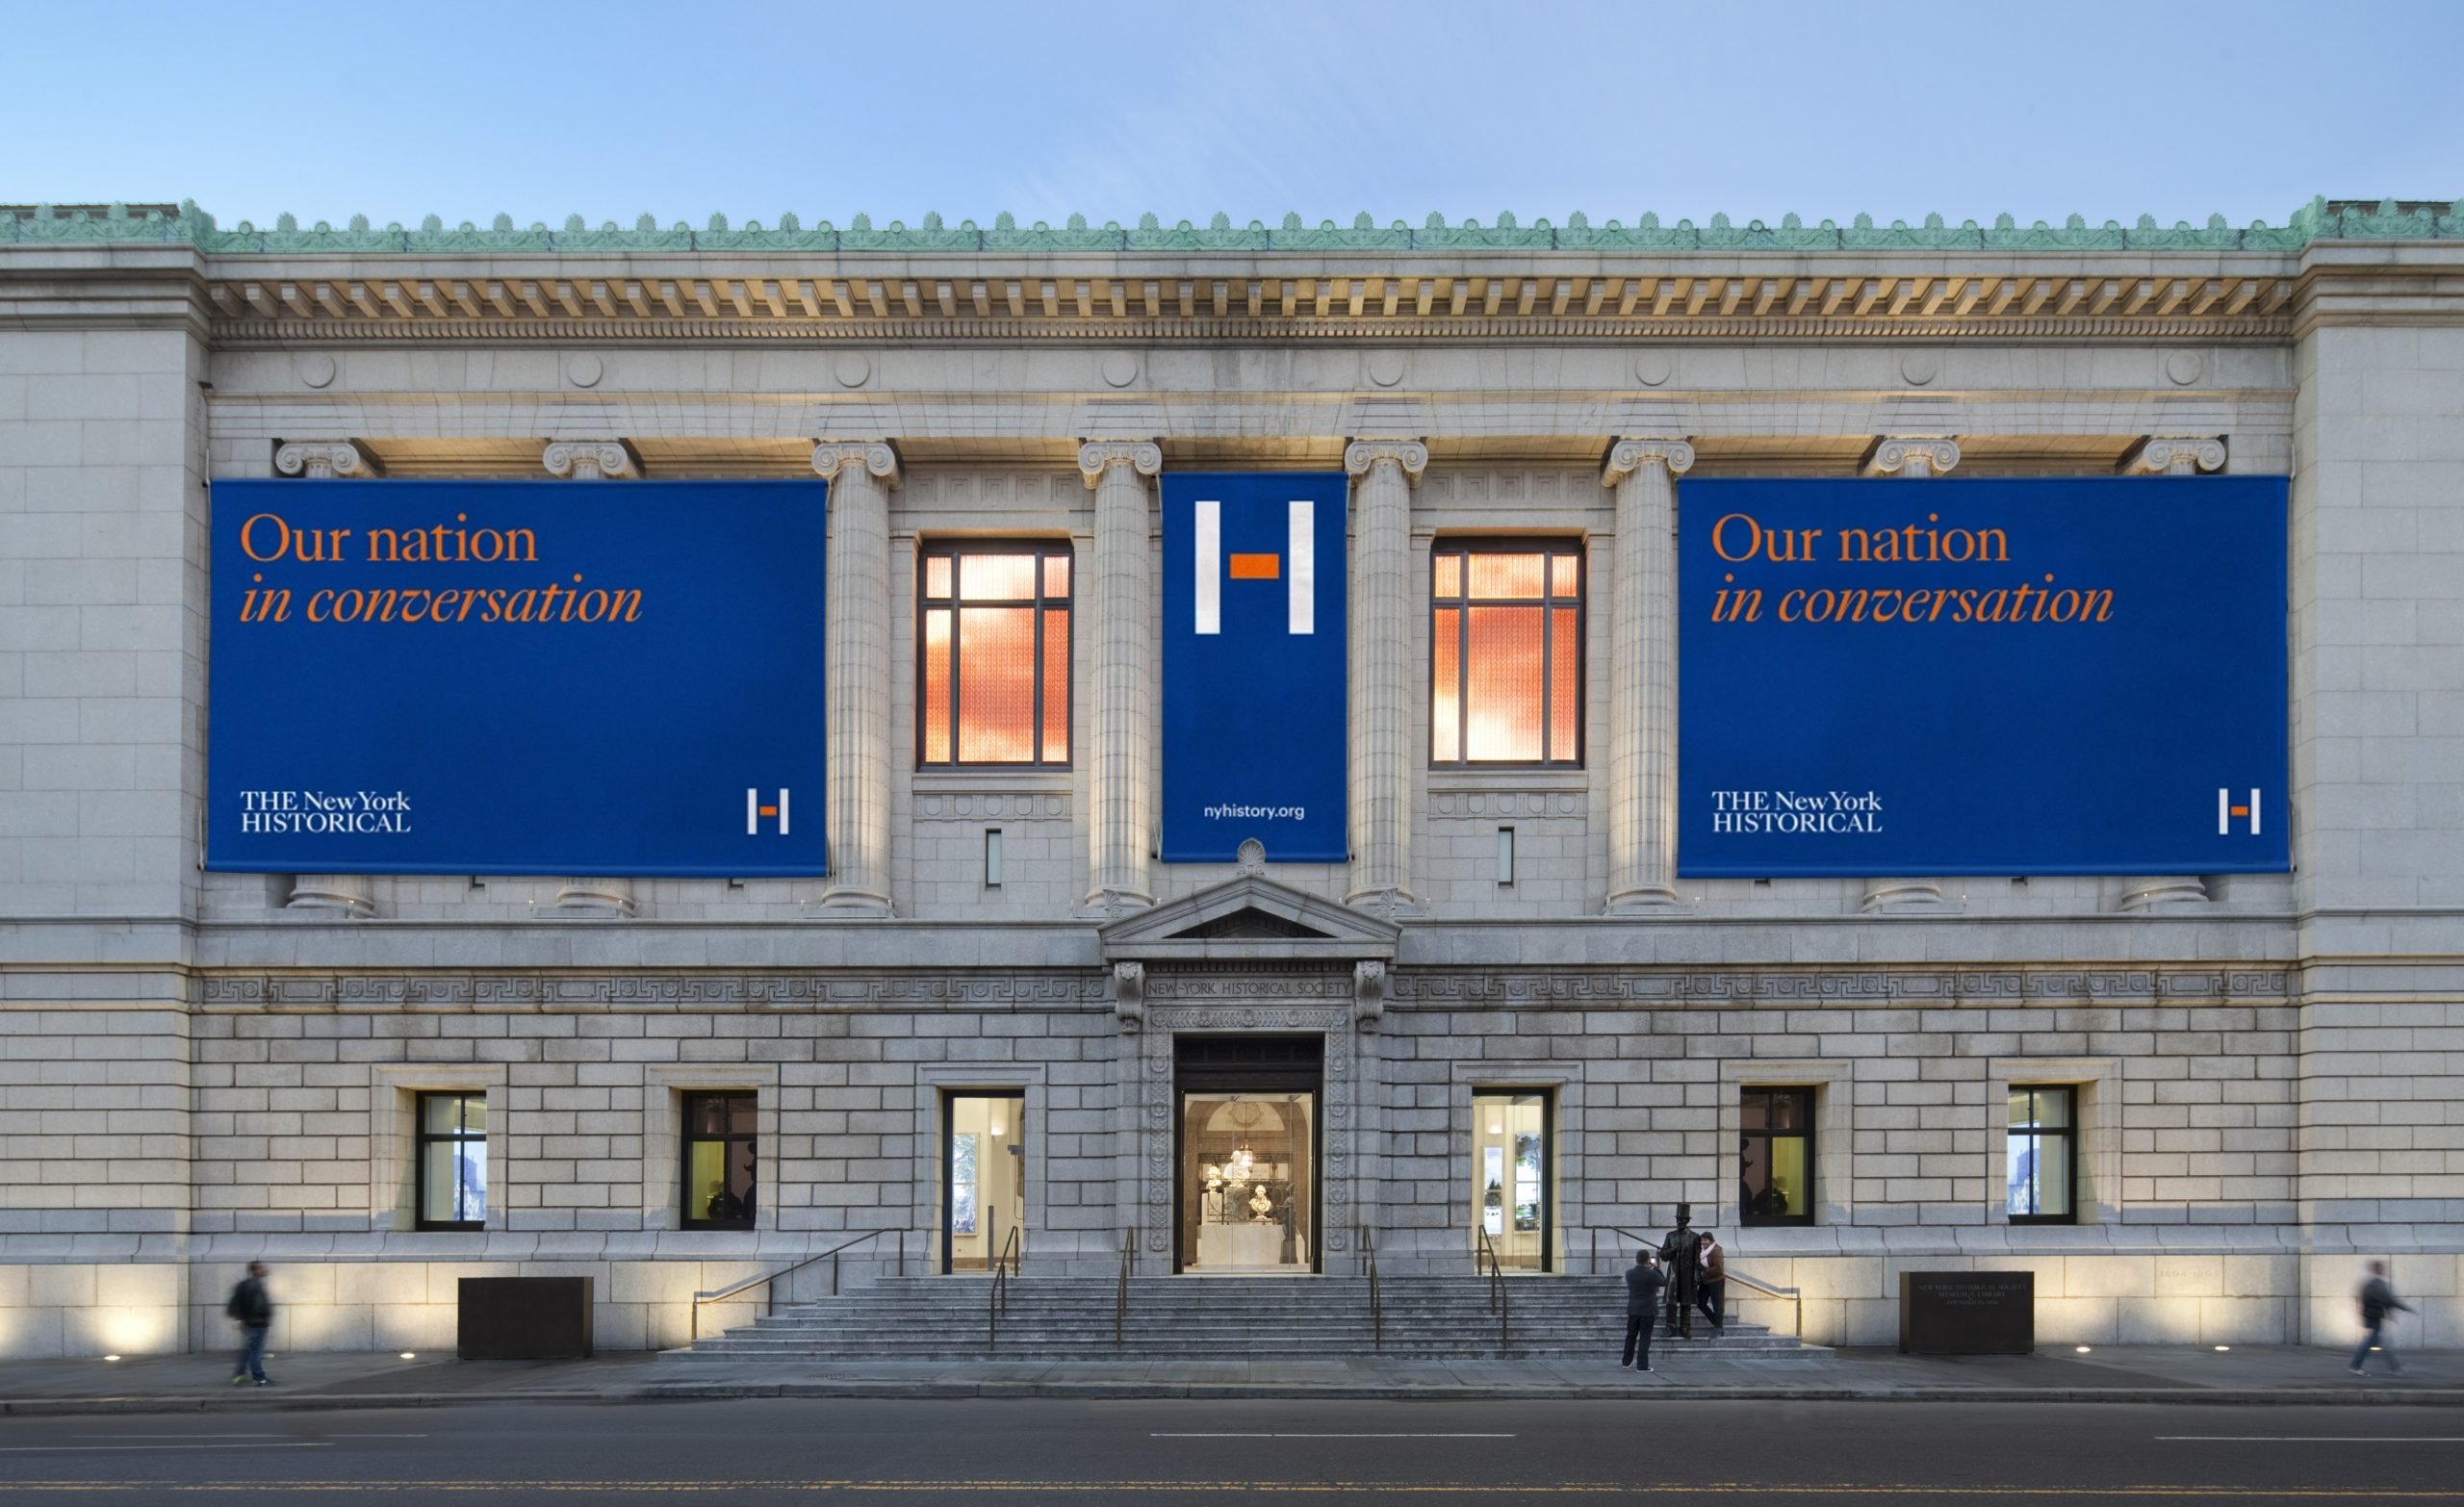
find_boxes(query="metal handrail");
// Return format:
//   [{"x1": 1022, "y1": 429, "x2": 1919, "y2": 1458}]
[
  {"x1": 688, "y1": 1227, "x2": 912, "y2": 1342},
  {"x1": 1358, "y1": 1223, "x2": 1382, "y2": 1350},
  {"x1": 1474, "y1": 1225, "x2": 1510, "y2": 1352},
  {"x1": 1589, "y1": 1224, "x2": 1804, "y2": 1341},
  {"x1": 1114, "y1": 1225, "x2": 1133, "y2": 1349},
  {"x1": 987, "y1": 1224, "x2": 1021, "y2": 1352}
]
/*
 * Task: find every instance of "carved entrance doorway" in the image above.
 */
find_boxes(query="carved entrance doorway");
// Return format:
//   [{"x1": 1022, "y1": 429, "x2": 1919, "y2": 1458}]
[{"x1": 1173, "y1": 1035, "x2": 1322, "y2": 1273}]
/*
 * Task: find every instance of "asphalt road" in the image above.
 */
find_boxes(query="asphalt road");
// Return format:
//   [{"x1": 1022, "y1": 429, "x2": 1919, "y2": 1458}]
[{"x1": 0, "y1": 1396, "x2": 2459, "y2": 1502}]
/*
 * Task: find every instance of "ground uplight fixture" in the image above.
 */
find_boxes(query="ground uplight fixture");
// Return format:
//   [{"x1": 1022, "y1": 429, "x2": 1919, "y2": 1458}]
[
  {"x1": 399, "y1": 1351, "x2": 417, "y2": 1360},
  {"x1": 2214, "y1": 1344, "x2": 2231, "y2": 1352},
  {"x1": 2074, "y1": 1345, "x2": 2092, "y2": 1353},
  {"x1": 103, "y1": 1354, "x2": 121, "y2": 1362}
]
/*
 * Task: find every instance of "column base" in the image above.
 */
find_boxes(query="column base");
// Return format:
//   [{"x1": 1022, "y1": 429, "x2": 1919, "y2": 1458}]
[
  {"x1": 1075, "y1": 888, "x2": 1153, "y2": 921},
  {"x1": 812, "y1": 886, "x2": 894, "y2": 918},
  {"x1": 285, "y1": 876, "x2": 374, "y2": 917},
  {"x1": 2117, "y1": 876, "x2": 2210, "y2": 910},
  {"x1": 1343, "y1": 886, "x2": 1422, "y2": 919},
  {"x1": 1861, "y1": 880, "x2": 1960, "y2": 913},
  {"x1": 1604, "y1": 886, "x2": 1689, "y2": 916},
  {"x1": 548, "y1": 879, "x2": 634, "y2": 918}
]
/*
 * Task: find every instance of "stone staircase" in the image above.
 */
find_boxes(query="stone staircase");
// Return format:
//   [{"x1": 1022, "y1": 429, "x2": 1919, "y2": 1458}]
[{"x1": 668, "y1": 1274, "x2": 1830, "y2": 1362}]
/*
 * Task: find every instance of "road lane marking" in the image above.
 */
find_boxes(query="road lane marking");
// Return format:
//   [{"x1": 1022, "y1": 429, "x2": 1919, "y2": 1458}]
[
  {"x1": 0, "y1": 1443, "x2": 333, "y2": 1454},
  {"x1": 2160, "y1": 1437, "x2": 2464, "y2": 1443},
  {"x1": 1151, "y1": 1433, "x2": 1515, "y2": 1439},
  {"x1": 0, "y1": 1481, "x2": 2455, "y2": 1496}
]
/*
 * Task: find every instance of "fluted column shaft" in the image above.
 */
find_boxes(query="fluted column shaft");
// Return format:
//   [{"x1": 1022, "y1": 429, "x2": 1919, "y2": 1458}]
[
  {"x1": 273, "y1": 443, "x2": 383, "y2": 916},
  {"x1": 1342, "y1": 440, "x2": 1425, "y2": 912},
  {"x1": 814, "y1": 443, "x2": 901, "y2": 913},
  {"x1": 543, "y1": 441, "x2": 639, "y2": 916},
  {"x1": 1604, "y1": 439, "x2": 1694, "y2": 911},
  {"x1": 1861, "y1": 439, "x2": 1960, "y2": 912},
  {"x1": 1080, "y1": 442, "x2": 1163, "y2": 913}
]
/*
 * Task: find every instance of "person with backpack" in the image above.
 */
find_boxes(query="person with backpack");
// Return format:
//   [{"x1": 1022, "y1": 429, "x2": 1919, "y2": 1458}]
[
  {"x1": 1622, "y1": 1249, "x2": 1668, "y2": 1373},
  {"x1": 2351, "y1": 1261, "x2": 2414, "y2": 1376},
  {"x1": 226, "y1": 1262, "x2": 274, "y2": 1387}
]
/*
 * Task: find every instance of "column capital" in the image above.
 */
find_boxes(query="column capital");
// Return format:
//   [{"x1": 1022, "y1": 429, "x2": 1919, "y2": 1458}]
[
  {"x1": 1343, "y1": 439, "x2": 1427, "y2": 484},
  {"x1": 1603, "y1": 437, "x2": 1695, "y2": 486},
  {"x1": 1077, "y1": 440, "x2": 1162, "y2": 488},
  {"x1": 810, "y1": 441, "x2": 901, "y2": 488},
  {"x1": 543, "y1": 441, "x2": 639, "y2": 480},
  {"x1": 1868, "y1": 437, "x2": 1961, "y2": 478},
  {"x1": 2133, "y1": 436, "x2": 2227, "y2": 474},
  {"x1": 273, "y1": 441, "x2": 380, "y2": 479}
]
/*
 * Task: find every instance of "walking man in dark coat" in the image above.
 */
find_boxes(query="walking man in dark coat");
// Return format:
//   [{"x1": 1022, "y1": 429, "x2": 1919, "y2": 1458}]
[
  {"x1": 226, "y1": 1262, "x2": 274, "y2": 1387},
  {"x1": 1622, "y1": 1249, "x2": 1667, "y2": 1372},
  {"x1": 2351, "y1": 1261, "x2": 2415, "y2": 1375},
  {"x1": 1659, "y1": 1204, "x2": 1704, "y2": 1340}
]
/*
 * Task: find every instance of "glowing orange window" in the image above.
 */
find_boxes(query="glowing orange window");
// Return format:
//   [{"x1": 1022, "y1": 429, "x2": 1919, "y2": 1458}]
[
  {"x1": 919, "y1": 543, "x2": 1072, "y2": 767},
  {"x1": 1430, "y1": 544, "x2": 1583, "y2": 767}
]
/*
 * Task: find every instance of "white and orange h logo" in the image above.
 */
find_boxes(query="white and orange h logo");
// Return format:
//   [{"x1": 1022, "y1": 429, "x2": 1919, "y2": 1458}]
[
  {"x1": 1192, "y1": 499, "x2": 1315, "y2": 636},
  {"x1": 2218, "y1": 787, "x2": 2260, "y2": 835},
  {"x1": 747, "y1": 788, "x2": 790, "y2": 835}
]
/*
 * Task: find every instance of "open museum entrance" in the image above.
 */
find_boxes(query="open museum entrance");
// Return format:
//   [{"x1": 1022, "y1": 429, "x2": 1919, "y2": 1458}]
[{"x1": 1173, "y1": 1035, "x2": 1322, "y2": 1274}]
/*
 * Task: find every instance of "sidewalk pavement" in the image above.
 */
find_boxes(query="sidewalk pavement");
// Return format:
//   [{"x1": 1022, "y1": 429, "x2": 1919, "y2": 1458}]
[{"x1": 0, "y1": 1344, "x2": 2454, "y2": 1416}]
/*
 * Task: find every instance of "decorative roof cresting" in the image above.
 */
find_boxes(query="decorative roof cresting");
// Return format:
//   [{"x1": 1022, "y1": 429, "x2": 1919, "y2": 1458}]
[{"x1": 3, "y1": 199, "x2": 2458, "y2": 254}]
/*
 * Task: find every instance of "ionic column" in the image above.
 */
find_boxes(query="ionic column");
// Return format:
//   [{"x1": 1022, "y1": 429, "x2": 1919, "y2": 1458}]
[
  {"x1": 1860, "y1": 438, "x2": 1960, "y2": 911},
  {"x1": 1079, "y1": 441, "x2": 1164, "y2": 915},
  {"x1": 2116, "y1": 437, "x2": 2228, "y2": 910},
  {"x1": 812, "y1": 442, "x2": 901, "y2": 915},
  {"x1": 1603, "y1": 438, "x2": 1694, "y2": 912},
  {"x1": 274, "y1": 443, "x2": 383, "y2": 916},
  {"x1": 1341, "y1": 440, "x2": 1425, "y2": 914}
]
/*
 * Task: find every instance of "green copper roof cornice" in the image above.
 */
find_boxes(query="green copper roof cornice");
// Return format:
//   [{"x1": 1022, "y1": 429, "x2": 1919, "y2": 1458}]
[{"x1": 5, "y1": 199, "x2": 2459, "y2": 254}]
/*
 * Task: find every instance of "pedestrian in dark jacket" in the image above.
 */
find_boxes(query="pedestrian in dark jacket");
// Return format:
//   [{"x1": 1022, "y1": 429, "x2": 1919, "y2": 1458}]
[
  {"x1": 226, "y1": 1262, "x2": 274, "y2": 1387},
  {"x1": 2350, "y1": 1261, "x2": 2414, "y2": 1376},
  {"x1": 1695, "y1": 1229, "x2": 1727, "y2": 1334},
  {"x1": 1623, "y1": 1250, "x2": 1668, "y2": 1372}
]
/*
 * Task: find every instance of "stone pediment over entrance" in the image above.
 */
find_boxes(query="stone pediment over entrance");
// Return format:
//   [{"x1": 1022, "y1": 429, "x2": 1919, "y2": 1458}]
[{"x1": 1099, "y1": 875, "x2": 1399, "y2": 964}]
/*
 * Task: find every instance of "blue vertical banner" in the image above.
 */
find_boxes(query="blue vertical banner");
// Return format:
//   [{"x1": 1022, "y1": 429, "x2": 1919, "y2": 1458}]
[{"x1": 1160, "y1": 473, "x2": 1349, "y2": 861}]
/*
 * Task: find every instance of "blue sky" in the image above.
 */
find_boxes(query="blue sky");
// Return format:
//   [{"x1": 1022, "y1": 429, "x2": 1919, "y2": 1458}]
[{"x1": 7, "y1": 0, "x2": 2457, "y2": 229}]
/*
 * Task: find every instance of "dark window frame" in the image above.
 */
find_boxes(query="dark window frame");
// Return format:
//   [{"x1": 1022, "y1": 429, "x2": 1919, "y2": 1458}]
[
  {"x1": 914, "y1": 540, "x2": 1075, "y2": 770},
  {"x1": 414, "y1": 1090, "x2": 486, "y2": 1232},
  {"x1": 1738, "y1": 1086, "x2": 1817, "y2": 1228},
  {"x1": 2006, "y1": 1085, "x2": 2079, "y2": 1226},
  {"x1": 680, "y1": 1090, "x2": 758, "y2": 1232},
  {"x1": 1427, "y1": 538, "x2": 1587, "y2": 769}
]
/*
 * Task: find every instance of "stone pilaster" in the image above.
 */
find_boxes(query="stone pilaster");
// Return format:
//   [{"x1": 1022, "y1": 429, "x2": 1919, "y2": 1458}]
[
  {"x1": 540, "y1": 441, "x2": 643, "y2": 915},
  {"x1": 1861, "y1": 438, "x2": 1960, "y2": 911},
  {"x1": 813, "y1": 442, "x2": 902, "y2": 914},
  {"x1": 1603, "y1": 438, "x2": 1694, "y2": 912},
  {"x1": 2115, "y1": 436, "x2": 2228, "y2": 909},
  {"x1": 273, "y1": 442, "x2": 382, "y2": 915},
  {"x1": 1079, "y1": 441, "x2": 1164, "y2": 915},
  {"x1": 1341, "y1": 440, "x2": 1425, "y2": 914}
]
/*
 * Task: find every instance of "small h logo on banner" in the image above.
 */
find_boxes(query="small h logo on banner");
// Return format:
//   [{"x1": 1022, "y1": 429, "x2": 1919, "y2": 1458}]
[
  {"x1": 2218, "y1": 787, "x2": 2261, "y2": 835},
  {"x1": 1193, "y1": 498, "x2": 1315, "y2": 636},
  {"x1": 747, "y1": 788, "x2": 790, "y2": 835}
]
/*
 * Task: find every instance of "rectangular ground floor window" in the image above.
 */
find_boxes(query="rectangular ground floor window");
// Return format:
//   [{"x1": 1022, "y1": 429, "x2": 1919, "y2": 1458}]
[
  {"x1": 1739, "y1": 1086, "x2": 1815, "y2": 1226},
  {"x1": 1471, "y1": 1090, "x2": 1551, "y2": 1270},
  {"x1": 2007, "y1": 1086, "x2": 2077, "y2": 1223},
  {"x1": 415, "y1": 1090, "x2": 487, "y2": 1231},
  {"x1": 681, "y1": 1090, "x2": 757, "y2": 1230},
  {"x1": 944, "y1": 1091, "x2": 1026, "y2": 1271}
]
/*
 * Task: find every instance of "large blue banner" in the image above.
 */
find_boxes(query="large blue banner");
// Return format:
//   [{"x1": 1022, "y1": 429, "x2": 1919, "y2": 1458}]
[
  {"x1": 1160, "y1": 473, "x2": 1349, "y2": 862},
  {"x1": 1678, "y1": 475, "x2": 2289, "y2": 877},
  {"x1": 208, "y1": 478, "x2": 829, "y2": 877}
]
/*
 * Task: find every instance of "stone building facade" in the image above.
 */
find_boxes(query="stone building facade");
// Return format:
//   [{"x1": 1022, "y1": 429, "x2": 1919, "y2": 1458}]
[{"x1": 2, "y1": 199, "x2": 2460, "y2": 1358}]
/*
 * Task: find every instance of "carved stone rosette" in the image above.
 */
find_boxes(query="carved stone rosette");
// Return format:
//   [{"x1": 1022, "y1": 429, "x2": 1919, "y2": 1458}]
[{"x1": 1137, "y1": 999, "x2": 1360, "y2": 1258}]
